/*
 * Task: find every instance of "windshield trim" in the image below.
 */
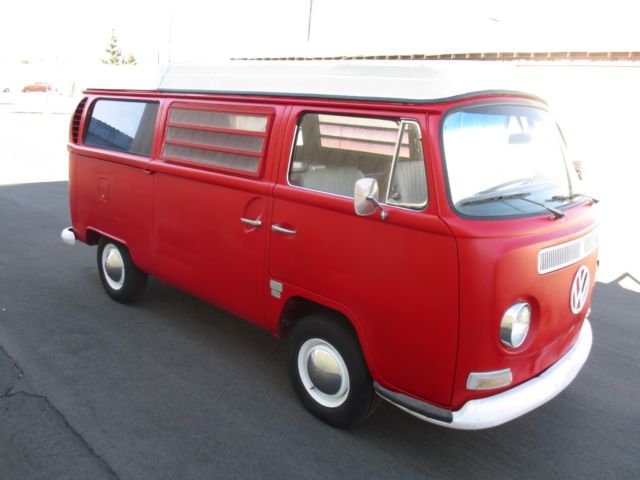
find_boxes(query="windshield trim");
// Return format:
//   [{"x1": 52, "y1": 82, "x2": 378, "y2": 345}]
[{"x1": 439, "y1": 99, "x2": 574, "y2": 221}]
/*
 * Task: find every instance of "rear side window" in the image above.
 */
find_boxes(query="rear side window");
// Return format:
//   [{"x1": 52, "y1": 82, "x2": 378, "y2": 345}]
[
  {"x1": 84, "y1": 99, "x2": 158, "y2": 156},
  {"x1": 161, "y1": 106, "x2": 270, "y2": 175},
  {"x1": 289, "y1": 113, "x2": 428, "y2": 208}
]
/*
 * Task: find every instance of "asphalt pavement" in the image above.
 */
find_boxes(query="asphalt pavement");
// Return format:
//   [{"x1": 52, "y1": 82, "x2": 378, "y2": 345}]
[{"x1": 0, "y1": 181, "x2": 638, "y2": 479}]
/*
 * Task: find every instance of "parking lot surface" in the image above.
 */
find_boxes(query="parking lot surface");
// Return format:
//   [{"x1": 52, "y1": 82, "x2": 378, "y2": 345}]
[{"x1": 0, "y1": 180, "x2": 638, "y2": 479}]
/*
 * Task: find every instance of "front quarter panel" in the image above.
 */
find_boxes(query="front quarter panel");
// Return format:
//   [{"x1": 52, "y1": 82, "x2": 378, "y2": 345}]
[{"x1": 450, "y1": 204, "x2": 598, "y2": 409}]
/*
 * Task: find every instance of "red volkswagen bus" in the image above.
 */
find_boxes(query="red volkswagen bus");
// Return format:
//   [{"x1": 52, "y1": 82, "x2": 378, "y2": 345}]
[{"x1": 62, "y1": 62, "x2": 597, "y2": 429}]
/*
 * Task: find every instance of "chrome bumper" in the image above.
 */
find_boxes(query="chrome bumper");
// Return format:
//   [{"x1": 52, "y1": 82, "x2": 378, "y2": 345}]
[
  {"x1": 376, "y1": 318, "x2": 593, "y2": 430},
  {"x1": 60, "y1": 227, "x2": 76, "y2": 245}
]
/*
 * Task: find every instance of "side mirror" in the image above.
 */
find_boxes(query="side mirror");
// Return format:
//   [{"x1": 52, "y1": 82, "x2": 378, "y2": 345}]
[{"x1": 354, "y1": 178, "x2": 388, "y2": 220}]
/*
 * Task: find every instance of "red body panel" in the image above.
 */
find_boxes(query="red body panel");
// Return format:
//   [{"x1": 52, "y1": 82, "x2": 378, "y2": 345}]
[
  {"x1": 67, "y1": 90, "x2": 597, "y2": 414},
  {"x1": 151, "y1": 168, "x2": 271, "y2": 324},
  {"x1": 447, "y1": 213, "x2": 597, "y2": 409},
  {"x1": 73, "y1": 153, "x2": 154, "y2": 272}
]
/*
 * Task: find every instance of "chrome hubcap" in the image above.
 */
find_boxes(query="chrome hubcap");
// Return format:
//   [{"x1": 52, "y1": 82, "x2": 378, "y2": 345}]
[
  {"x1": 298, "y1": 339, "x2": 349, "y2": 408},
  {"x1": 102, "y1": 243, "x2": 125, "y2": 290}
]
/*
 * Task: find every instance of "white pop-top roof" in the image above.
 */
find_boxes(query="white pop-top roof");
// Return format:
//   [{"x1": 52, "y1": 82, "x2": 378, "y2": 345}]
[{"x1": 151, "y1": 60, "x2": 539, "y2": 103}]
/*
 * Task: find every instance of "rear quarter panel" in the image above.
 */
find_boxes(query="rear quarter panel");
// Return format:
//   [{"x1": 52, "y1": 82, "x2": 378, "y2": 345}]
[{"x1": 72, "y1": 152, "x2": 154, "y2": 272}]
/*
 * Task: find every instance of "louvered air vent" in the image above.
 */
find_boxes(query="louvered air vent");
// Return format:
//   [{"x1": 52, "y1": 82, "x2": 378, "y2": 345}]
[
  {"x1": 538, "y1": 230, "x2": 598, "y2": 274},
  {"x1": 161, "y1": 107, "x2": 269, "y2": 175},
  {"x1": 70, "y1": 97, "x2": 88, "y2": 143}
]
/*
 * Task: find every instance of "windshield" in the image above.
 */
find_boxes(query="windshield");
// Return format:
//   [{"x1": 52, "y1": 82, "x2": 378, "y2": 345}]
[{"x1": 442, "y1": 104, "x2": 579, "y2": 218}]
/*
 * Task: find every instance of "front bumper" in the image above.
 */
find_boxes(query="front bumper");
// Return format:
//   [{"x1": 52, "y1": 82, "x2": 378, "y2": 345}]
[{"x1": 375, "y1": 318, "x2": 593, "y2": 430}]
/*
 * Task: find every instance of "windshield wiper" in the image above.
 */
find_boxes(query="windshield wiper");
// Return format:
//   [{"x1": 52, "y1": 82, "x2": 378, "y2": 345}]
[
  {"x1": 461, "y1": 192, "x2": 565, "y2": 219},
  {"x1": 548, "y1": 193, "x2": 600, "y2": 204}
]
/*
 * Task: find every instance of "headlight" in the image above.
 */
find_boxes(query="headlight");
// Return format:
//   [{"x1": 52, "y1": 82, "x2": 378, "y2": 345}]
[{"x1": 500, "y1": 302, "x2": 531, "y2": 349}]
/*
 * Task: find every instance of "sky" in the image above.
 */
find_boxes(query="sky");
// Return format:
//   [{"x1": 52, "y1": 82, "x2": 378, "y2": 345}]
[{"x1": 1, "y1": 0, "x2": 639, "y2": 65}]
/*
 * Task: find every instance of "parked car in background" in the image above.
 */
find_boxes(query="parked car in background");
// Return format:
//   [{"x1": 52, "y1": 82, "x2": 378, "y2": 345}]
[{"x1": 22, "y1": 82, "x2": 52, "y2": 93}]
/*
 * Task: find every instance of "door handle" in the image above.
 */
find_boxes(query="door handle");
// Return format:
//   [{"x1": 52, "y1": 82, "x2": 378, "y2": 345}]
[
  {"x1": 271, "y1": 224, "x2": 296, "y2": 235},
  {"x1": 240, "y1": 217, "x2": 262, "y2": 227}
]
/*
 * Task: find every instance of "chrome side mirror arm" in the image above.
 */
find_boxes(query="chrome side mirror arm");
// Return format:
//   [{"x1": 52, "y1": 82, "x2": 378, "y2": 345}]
[{"x1": 366, "y1": 194, "x2": 388, "y2": 220}]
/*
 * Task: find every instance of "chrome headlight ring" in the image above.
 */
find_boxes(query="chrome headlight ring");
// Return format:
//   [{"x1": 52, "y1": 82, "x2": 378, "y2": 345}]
[{"x1": 500, "y1": 302, "x2": 531, "y2": 349}]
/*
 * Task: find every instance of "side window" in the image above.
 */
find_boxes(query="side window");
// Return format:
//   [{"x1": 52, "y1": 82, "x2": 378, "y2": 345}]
[
  {"x1": 289, "y1": 113, "x2": 427, "y2": 208},
  {"x1": 84, "y1": 99, "x2": 159, "y2": 156},
  {"x1": 161, "y1": 107, "x2": 269, "y2": 174}
]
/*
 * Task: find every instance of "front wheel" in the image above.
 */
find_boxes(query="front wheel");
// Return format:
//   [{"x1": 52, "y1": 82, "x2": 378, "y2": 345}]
[
  {"x1": 286, "y1": 313, "x2": 378, "y2": 428},
  {"x1": 97, "y1": 238, "x2": 147, "y2": 304}
]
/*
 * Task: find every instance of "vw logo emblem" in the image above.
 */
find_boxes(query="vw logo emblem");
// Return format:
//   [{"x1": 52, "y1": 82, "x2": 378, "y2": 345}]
[{"x1": 570, "y1": 265, "x2": 590, "y2": 314}]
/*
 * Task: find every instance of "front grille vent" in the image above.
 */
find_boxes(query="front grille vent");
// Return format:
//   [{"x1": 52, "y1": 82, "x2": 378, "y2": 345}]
[
  {"x1": 538, "y1": 230, "x2": 598, "y2": 274},
  {"x1": 70, "y1": 97, "x2": 87, "y2": 143}
]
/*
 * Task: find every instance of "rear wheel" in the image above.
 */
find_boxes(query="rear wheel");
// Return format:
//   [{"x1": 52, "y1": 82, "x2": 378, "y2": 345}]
[
  {"x1": 97, "y1": 238, "x2": 147, "y2": 304},
  {"x1": 286, "y1": 313, "x2": 378, "y2": 428}
]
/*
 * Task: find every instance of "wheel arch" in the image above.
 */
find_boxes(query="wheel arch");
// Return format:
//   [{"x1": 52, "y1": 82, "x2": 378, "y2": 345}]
[
  {"x1": 86, "y1": 228, "x2": 143, "y2": 265},
  {"x1": 84, "y1": 227, "x2": 102, "y2": 246},
  {"x1": 277, "y1": 294, "x2": 378, "y2": 381}
]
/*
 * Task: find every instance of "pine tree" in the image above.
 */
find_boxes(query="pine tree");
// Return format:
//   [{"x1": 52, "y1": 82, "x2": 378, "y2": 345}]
[
  {"x1": 123, "y1": 53, "x2": 137, "y2": 65},
  {"x1": 102, "y1": 30, "x2": 123, "y2": 65},
  {"x1": 101, "y1": 31, "x2": 137, "y2": 65}
]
